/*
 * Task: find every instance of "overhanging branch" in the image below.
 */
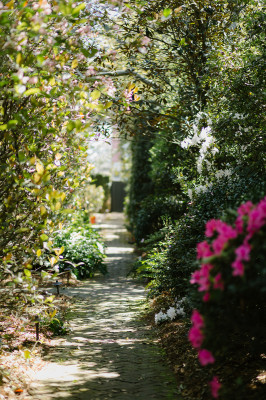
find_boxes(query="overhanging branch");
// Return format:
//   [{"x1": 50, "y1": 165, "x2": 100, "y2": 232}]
[{"x1": 83, "y1": 68, "x2": 161, "y2": 89}]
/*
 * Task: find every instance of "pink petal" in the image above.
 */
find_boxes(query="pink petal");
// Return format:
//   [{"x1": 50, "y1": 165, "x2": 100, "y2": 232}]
[
  {"x1": 209, "y1": 376, "x2": 222, "y2": 398},
  {"x1": 203, "y1": 292, "x2": 210, "y2": 302},
  {"x1": 191, "y1": 310, "x2": 204, "y2": 328},
  {"x1": 198, "y1": 349, "x2": 215, "y2": 366},
  {"x1": 232, "y1": 260, "x2": 244, "y2": 276},
  {"x1": 197, "y1": 241, "x2": 213, "y2": 259},
  {"x1": 188, "y1": 326, "x2": 204, "y2": 348},
  {"x1": 213, "y1": 273, "x2": 224, "y2": 290}
]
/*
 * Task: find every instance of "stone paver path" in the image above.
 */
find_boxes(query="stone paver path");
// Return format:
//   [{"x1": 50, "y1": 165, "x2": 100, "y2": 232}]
[{"x1": 30, "y1": 213, "x2": 180, "y2": 399}]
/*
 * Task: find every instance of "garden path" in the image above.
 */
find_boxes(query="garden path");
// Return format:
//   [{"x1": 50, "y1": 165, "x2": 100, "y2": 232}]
[{"x1": 29, "y1": 213, "x2": 180, "y2": 400}]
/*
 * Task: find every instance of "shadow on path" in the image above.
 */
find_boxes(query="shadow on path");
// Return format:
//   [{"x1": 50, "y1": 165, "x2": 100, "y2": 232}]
[{"x1": 29, "y1": 213, "x2": 181, "y2": 400}]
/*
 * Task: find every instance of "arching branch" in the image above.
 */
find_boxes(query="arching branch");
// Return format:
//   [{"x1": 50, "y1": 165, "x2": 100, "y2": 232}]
[{"x1": 82, "y1": 68, "x2": 161, "y2": 89}]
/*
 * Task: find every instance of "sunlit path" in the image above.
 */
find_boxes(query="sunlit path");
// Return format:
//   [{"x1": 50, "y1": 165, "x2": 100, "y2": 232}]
[{"x1": 29, "y1": 213, "x2": 180, "y2": 400}]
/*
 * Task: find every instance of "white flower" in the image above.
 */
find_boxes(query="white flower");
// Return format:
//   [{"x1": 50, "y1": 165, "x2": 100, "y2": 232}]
[
  {"x1": 180, "y1": 138, "x2": 192, "y2": 149},
  {"x1": 215, "y1": 169, "x2": 232, "y2": 180},
  {"x1": 176, "y1": 307, "x2": 185, "y2": 317},
  {"x1": 167, "y1": 307, "x2": 177, "y2": 320},
  {"x1": 62, "y1": 73, "x2": 71, "y2": 80},
  {"x1": 53, "y1": 265, "x2": 59, "y2": 273},
  {"x1": 199, "y1": 126, "x2": 212, "y2": 140},
  {"x1": 191, "y1": 134, "x2": 200, "y2": 146},
  {"x1": 187, "y1": 189, "x2": 193, "y2": 200},
  {"x1": 155, "y1": 311, "x2": 167, "y2": 324},
  {"x1": 195, "y1": 184, "x2": 209, "y2": 194},
  {"x1": 211, "y1": 147, "x2": 219, "y2": 155},
  {"x1": 15, "y1": 84, "x2": 26, "y2": 94}
]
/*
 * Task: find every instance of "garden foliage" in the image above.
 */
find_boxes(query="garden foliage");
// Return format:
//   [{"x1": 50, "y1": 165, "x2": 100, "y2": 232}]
[
  {"x1": 119, "y1": 1, "x2": 265, "y2": 397},
  {"x1": 0, "y1": 0, "x2": 117, "y2": 309},
  {"x1": 53, "y1": 223, "x2": 106, "y2": 279}
]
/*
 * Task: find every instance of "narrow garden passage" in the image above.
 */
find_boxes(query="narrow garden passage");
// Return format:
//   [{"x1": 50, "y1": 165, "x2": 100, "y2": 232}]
[{"x1": 29, "y1": 213, "x2": 180, "y2": 400}]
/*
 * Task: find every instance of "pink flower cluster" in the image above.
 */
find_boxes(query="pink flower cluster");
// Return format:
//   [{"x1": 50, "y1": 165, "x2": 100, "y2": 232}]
[
  {"x1": 205, "y1": 219, "x2": 237, "y2": 255},
  {"x1": 191, "y1": 196, "x2": 266, "y2": 296},
  {"x1": 188, "y1": 310, "x2": 215, "y2": 365},
  {"x1": 189, "y1": 310, "x2": 220, "y2": 397},
  {"x1": 232, "y1": 197, "x2": 266, "y2": 275},
  {"x1": 188, "y1": 196, "x2": 266, "y2": 398},
  {"x1": 188, "y1": 310, "x2": 204, "y2": 348}
]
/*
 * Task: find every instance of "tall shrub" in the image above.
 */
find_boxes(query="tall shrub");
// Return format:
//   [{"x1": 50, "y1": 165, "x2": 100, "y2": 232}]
[{"x1": 189, "y1": 197, "x2": 266, "y2": 399}]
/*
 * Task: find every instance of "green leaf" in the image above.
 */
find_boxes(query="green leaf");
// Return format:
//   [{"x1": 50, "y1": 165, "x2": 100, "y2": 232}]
[
  {"x1": 72, "y1": 2, "x2": 86, "y2": 16},
  {"x1": 24, "y1": 350, "x2": 31, "y2": 359},
  {"x1": 24, "y1": 269, "x2": 31, "y2": 277},
  {"x1": 75, "y1": 120, "x2": 83, "y2": 130},
  {"x1": 40, "y1": 234, "x2": 49, "y2": 241},
  {"x1": 81, "y1": 48, "x2": 98, "y2": 58},
  {"x1": 91, "y1": 90, "x2": 101, "y2": 101},
  {"x1": 18, "y1": 151, "x2": 26, "y2": 162},
  {"x1": 61, "y1": 209, "x2": 75, "y2": 214},
  {"x1": 163, "y1": 8, "x2": 171, "y2": 18},
  {"x1": 24, "y1": 88, "x2": 41, "y2": 96},
  {"x1": 0, "y1": 124, "x2": 7, "y2": 131},
  {"x1": 67, "y1": 121, "x2": 76, "y2": 132},
  {"x1": 44, "y1": 295, "x2": 55, "y2": 303},
  {"x1": 7, "y1": 119, "x2": 19, "y2": 127}
]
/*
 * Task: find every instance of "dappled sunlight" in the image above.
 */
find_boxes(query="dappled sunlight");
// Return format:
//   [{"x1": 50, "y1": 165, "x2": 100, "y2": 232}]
[
  {"x1": 106, "y1": 246, "x2": 134, "y2": 255},
  {"x1": 30, "y1": 213, "x2": 179, "y2": 399}
]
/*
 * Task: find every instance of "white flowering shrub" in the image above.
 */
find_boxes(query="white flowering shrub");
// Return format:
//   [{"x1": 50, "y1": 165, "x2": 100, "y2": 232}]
[{"x1": 154, "y1": 298, "x2": 187, "y2": 324}]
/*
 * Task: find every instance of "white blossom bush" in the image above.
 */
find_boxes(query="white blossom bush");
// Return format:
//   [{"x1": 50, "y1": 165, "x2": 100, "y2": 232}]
[{"x1": 155, "y1": 298, "x2": 187, "y2": 325}]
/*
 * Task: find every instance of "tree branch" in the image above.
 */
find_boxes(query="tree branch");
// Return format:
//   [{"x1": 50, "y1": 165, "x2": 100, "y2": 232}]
[{"x1": 83, "y1": 68, "x2": 161, "y2": 89}]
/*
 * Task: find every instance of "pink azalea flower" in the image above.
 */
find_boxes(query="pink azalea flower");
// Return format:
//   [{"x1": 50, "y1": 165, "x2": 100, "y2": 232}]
[
  {"x1": 235, "y1": 243, "x2": 251, "y2": 261},
  {"x1": 212, "y1": 236, "x2": 227, "y2": 255},
  {"x1": 213, "y1": 273, "x2": 224, "y2": 290},
  {"x1": 231, "y1": 259, "x2": 244, "y2": 276},
  {"x1": 209, "y1": 376, "x2": 221, "y2": 398},
  {"x1": 191, "y1": 310, "x2": 204, "y2": 328},
  {"x1": 191, "y1": 264, "x2": 212, "y2": 292},
  {"x1": 190, "y1": 269, "x2": 201, "y2": 284},
  {"x1": 237, "y1": 201, "x2": 253, "y2": 217},
  {"x1": 198, "y1": 276, "x2": 210, "y2": 292},
  {"x1": 210, "y1": 222, "x2": 237, "y2": 255},
  {"x1": 235, "y1": 215, "x2": 244, "y2": 234},
  {"x1": 198, "y1": 349, "x2": 215, "y2": 366},
  {"x1": 203, "y1": 292, "x2": 210, "y2": 302},
  {"x1": 197, "y1": 241, "x2": 213, "y2": 259},
  {"x1": 205, "y1": 219, "x2": 221, "y2": 237},
  {"x1": 247, "y1": 205, "x2": 266, "y2": 234},
  {"x1": 188, "y1": 326, "x2": 204, "y2": 348},
  {"x1": 235, "y1": 201, "x2": 254, "y2": 233},
  {"x1": 216, "y1": 222, "x2": 237, "y2": 240}
]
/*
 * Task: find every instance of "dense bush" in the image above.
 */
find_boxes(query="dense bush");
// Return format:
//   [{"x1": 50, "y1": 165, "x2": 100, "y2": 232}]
[
  {"x1": 189, "y1": 196, "x2": 266, "y2": 399},
  {"x1": 53, "y1": 223, "x2": 106, "y2": 279},
  {"x1": 0, "y1": 0, "x2": 115, "y2": 310},
  {"x1": 137, "y1": 174, "x2": 266, "y2": 299},
  {"x1": 126, "y1": 134, "x2": 154, "y2": 238},
  {"x1": 133, "y1": 194, "x2": 186, "y2": 244}
]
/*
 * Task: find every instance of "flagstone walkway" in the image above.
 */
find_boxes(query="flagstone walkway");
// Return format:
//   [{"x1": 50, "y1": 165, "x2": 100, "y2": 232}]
[{"x1": 29, "y1": 213, "x2": 180, "y2": 400}]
